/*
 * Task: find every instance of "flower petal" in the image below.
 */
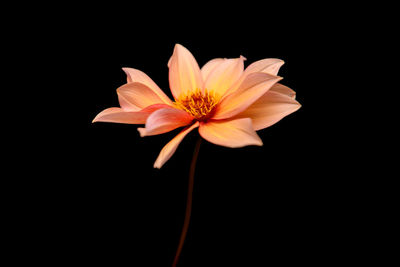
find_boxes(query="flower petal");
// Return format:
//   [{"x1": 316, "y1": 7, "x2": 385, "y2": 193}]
[
  {"x1": 269, "y1": 83, "x2": 296, "y2": 99},
  {"x1": 168, "y1": 44, "x2": 204, "y2": 99},
  {"x1": 154, "y1": 122, "x2": 199, "y2": 168},
  {"x1": 233, "y1": 89, "x2": 301, "y2": 130},
  {"x1": 222, "y1": 58, "x2": 285, "y2": 97},
  {"x1": 204, "y1": 56, "x2": 245, "y2": 97},
  {"x1": 199, "y1": 118, "x2": 262, "y2": 148},
  {"x1": 117, "y1": 82, "x2": 167, "y2": 110},
  {"x1": 243, "y1": 58, "x2": 285, "y2": 76},
  {"x1": 122, "y1": 68, "x2": 172, "y2": 105},
  {"x1": 92, "y1": 104, "x2": 169, "y2": 124},
  {"x1": 200, "y1": 58, "x2": 224, "y2": 81},
  {"x1": 138, "y1": 107, "x2": 193, "y2": 137},
  {"x1": 117, "y1": 93, "x2": 141, "y2": 111},
  {"x1": 212, "y1": 72, "x2": 282, "y2": 120}
]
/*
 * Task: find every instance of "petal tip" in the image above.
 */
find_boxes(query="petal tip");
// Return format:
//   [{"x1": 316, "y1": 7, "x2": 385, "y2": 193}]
[
  {"x1": 172, "y1": 43, "x2": 184, "y2": 54},
  {"x1": 153, "y1": 162, "x2": 162, "y2": 169},
  {"x1": 121, "y1": 67, "x2": 133, "y2": 83},
  {"x1": 292, "y1": 102, "x2": 302, "y2": 112},
  {"x1": 174, "y1": 43, "x2": 183, "y2": 49},
  {"x1": 252, "y1": 134, "x2": 263, "y2": 147},
  {"x1": 137, "y1": 127, "x2": 146, "y2": 137},
  {"x1": 92, "y1": 113, "x2": 103, "y2": 123}
]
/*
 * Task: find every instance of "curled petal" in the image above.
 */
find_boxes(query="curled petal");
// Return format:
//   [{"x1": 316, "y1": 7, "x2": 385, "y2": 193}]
[
  {"x1": 122, "y1": 68, "x2": 172, "y2": 105},
  {"x1": 269, "y1": 83, "x2": 296, "y2": 99},
  {"x1": 199, "y1": 118, "x2": 262, "y2": 148},
  {"x1": 154, "y1": 122, "x2": 199, "y2": 168},
  {"x1": 138, "y1": 107, "x2": 193, "y2": 137},
  {"x1": 200, "y1": 58, "x2": 224, "y2": 81},
  {"x1": 233, "y1": 89, "x2": 301, "y2": 130},
  {"x1": 243, "y1": 58, "x2": 284, "y2": 76},
  {"x1": 168, "y1": 44, "x2": 204, "y2": 99},
  {"x1": 117, "y1": 82, "x2": 166, "y2": 110},
  {"x1": 223, "y1": 58, "x2": 284, "y2": 96},
  {"x1": 204, "y1": 56, "x2": 245, "y2": 97},
  {"x1": 117, "y1": 93, "x2": 141, "y2": 111},
  {"x1": 92, "y1": 104, "x2": 169, "y2": 124},
  {"x1": 213, "y1": 72, "x2": 282, "y2": 120}
]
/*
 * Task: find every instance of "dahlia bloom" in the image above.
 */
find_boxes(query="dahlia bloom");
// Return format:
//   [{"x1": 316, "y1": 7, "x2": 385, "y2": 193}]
[{"x1": 93, "y1": 44, "x2": 301, "y2": 168}]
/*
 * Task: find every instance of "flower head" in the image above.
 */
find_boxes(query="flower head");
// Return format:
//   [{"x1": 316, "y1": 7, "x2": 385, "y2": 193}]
[{"x1": 93, "y1": 44, "x2": 301, "y2": 168}]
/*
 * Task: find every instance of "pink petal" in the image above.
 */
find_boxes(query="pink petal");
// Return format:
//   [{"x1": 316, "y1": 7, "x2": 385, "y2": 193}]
[
  {"x1": 168, "y1": 44, "x2": 204, "y2": 99},
  {"x1": 204, "y1": 56, "x2": 245, "y2": 97},
  {"x1": 269, "y1": 83, "x2": 296, "y2": 99},
  {"x1": 117, "y1": 82, "x2": 167, "y2": 110},
  {"x1": 200, "y1": 58, "x2": 224, "y2": 81},
  {"x1": 138, "y1": 107, "x2": 193, "y2": 137},
  {"x1": 221, "y1": 58, "x2": 285, "y2": 97},
  {"x1": 122, "y1": 68, "x2": 172, "y2": 105},
  {"x1": 243, "y1": 58, "x2": 285, "y2": 76},
  {"x1": 233, "y1": 89, "x2": 301, "y2": 130},
  {"x1": 199, "y1": 118, "x2": 262, "y2": 148},
  {"x1": 92, "y1": 104, "x2": 169, "y2": 124},
  {"x1": 212, "y1": 72, "x2": 282, "y2": 120},
  {"x1": 153, "y1": 122, "x2": 199, "y2": 168},
  {"x1": 117, "y1": 93, "x2": 141, "y2": 111}
]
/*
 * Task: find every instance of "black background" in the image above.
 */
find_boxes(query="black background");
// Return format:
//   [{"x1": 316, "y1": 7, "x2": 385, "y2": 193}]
[{"x1": 9, "y1": 2, "x2": 379, "y2": 266}]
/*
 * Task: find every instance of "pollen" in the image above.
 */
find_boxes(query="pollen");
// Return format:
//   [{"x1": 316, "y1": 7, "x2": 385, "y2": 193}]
[{"x1": 175, "y1": 89, "x2": 219, "y2": 121}]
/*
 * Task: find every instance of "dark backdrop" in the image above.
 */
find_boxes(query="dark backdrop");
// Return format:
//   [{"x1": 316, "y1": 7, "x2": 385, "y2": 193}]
[{"x1": 15, "y1": 2, "x2": 371, "y2": 266}]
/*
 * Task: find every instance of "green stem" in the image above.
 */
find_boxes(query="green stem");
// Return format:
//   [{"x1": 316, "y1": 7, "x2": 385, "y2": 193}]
[{"x1": 172, "y1": 137, "x2": 202, "y2": 267}]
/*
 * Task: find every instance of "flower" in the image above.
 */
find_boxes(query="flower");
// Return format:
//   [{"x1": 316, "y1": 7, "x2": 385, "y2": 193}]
[{"x1": 93, "y1": 44, "x2": 301, "y2": 168}]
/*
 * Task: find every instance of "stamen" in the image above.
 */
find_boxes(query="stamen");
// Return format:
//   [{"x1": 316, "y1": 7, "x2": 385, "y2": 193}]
[{"x1": 175, "y1": 89, "x2": 219, "y2": 121}]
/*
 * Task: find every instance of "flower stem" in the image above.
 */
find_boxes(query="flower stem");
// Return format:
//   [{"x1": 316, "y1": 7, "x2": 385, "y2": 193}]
[{"x1": 172, "y1": 136, "x2": 202, "y2": 267}]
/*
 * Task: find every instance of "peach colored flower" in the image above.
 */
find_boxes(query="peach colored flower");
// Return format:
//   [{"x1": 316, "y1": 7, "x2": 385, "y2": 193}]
[{"x1": 93, "y1": 44, "x2": 301, "y2": 168}]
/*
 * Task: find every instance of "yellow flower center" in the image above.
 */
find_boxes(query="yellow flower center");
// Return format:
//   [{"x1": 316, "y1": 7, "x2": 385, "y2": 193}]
[{"x1": 175, "y1": 89, "x2": 219, "y2": 121}]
